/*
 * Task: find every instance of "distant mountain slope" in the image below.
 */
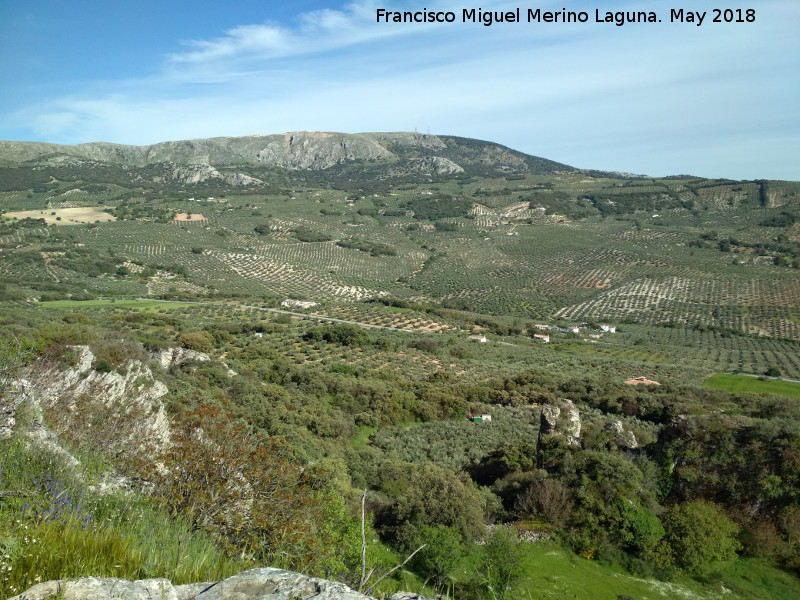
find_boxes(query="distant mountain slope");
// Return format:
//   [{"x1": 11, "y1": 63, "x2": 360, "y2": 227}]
[{"x1": 0, "y1": 132, "x2": 575, "y2": 177}]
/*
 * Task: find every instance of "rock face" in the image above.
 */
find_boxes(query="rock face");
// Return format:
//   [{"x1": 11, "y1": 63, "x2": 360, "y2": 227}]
[
  {"x1": 10, "y1": 567, "x2": 431, "y2": 600},
  {"x1": 406, "y1": 156, "x2": 464, "y2": 176},
  {"x1": 152, "y1": 346, "x2": 212, "y2": 369},
  {"x1": 538, "y1": 398, "x2": 582, "y2": 447},
  {"x1": 170, "y1": 163, "x2": 264, "y2": 186},
  {"x1": 0, "y1": 132, "x2": 575, "y2": 177},
  {"x1": 153, "y1": 347, "x2": 237, "y2": 377},
  {"x1": 20, "y1": 345, "x2": 171, "y2": 459},
  {"x1": 255, "y1": 132, "x2": 394, "y2": 170},
  {"x1": 605, "y1": 419, "x2": 638, "y2": 449}
]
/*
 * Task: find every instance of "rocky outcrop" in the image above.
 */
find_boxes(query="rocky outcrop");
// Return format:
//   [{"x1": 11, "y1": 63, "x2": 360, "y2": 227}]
[
  {"x1": 605, "y1": 419, "x2": 638, "y2": 449},
  {"x1": 254, "y1": 132, "x2": 394, "y2": 170},
  {"x1": 152, "y1": 346, "x2": 212, "y2": 369},
  {"x1": 538, "y1": 398, "x2": 581, "y2": 447},
  {"x1": 20, "y1": 345, "x2": 171, "y2": 459},
  {"x1": 10, "y1": 567, "x2": 431, "y2": 600},
  {"x1": 170, "y1": 163, "x2": 264, "y2": 186},
  {"x1": 153, "y1": 347, "x2": 236, "y2": 377},
  {"x1": 406, "y1": 156, "x2": 464, "y2": 176}
]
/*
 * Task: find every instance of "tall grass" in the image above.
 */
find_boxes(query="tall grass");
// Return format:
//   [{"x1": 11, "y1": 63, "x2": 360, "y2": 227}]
[{"x1": 0, "y1": 434, "x2": 250, "y2": 598}]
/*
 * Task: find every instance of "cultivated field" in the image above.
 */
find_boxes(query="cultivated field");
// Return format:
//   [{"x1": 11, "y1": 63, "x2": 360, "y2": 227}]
[{"x1": 4, "y1": 206, "x2": 116, "y2": 224}]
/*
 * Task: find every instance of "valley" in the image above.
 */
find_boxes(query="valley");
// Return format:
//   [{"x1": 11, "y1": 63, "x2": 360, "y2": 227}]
[{"x1": 2, "y1": 132, "x2": 800, "y2": 599}]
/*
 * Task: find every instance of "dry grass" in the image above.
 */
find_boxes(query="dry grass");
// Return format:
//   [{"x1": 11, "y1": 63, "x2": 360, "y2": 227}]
[
  {"x1": 173, "y1": 213, "x2": 207, "y2": 222},
  {"x1": 5, "y1": 207, "x2": 116, "y2": 225}
]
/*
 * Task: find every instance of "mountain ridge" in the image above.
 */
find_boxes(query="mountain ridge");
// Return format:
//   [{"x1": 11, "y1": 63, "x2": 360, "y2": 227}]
[{"x1": 0, "y1": 132, "x2": 575, "y2": 178}]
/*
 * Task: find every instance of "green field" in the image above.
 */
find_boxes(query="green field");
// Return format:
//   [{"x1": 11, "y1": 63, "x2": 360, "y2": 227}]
[
  {"x1": 702, "y1": 372, "x2": 800, "y2": 399},
  {"x1": 38, "y1": 298, "x2": 196, "y2": 311},
  {"x1": 389, "y1": 541, "x2": 800, "y2": 600}
]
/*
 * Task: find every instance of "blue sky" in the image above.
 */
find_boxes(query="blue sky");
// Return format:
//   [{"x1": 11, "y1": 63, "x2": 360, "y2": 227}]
[{"x1": 1, "y1": 0, "x2": 798, "y2": 180}]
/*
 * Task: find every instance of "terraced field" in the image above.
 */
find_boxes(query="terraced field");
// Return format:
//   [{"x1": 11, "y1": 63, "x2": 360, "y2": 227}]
[{"x1": 2, "y1": 168, "x2": 800, "y2": 343}]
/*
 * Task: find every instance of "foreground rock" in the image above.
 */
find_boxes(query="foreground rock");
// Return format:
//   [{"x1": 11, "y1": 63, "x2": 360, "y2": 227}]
[{"x1": 10, "y1": 567, "x2": 430, "y2": 600}]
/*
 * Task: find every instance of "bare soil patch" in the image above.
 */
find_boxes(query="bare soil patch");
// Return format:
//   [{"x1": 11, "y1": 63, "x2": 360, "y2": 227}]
[
  {"x1": 173, "y1": 213, "x2": 207, "y2": 222},
  {"x1": 5, "y1": 207, "x2": 116, "y2": 225}
]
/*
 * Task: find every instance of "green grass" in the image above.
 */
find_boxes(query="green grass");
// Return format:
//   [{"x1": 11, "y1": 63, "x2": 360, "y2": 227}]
[
  {"x1": 384, "y1": 539, "x2": 800, "y2": 600},
  {"x1": 383, "y1": 306, "x2": 414, "y2": 313},
  {"x1": 350, "y1": 425, "x2": 377, "y2": 449},
  {"x1": 0, "y1": 432, "x2": 249, "y2": 597},
  {"x1": 702, "y1": 373, "x2": 800, "y2": 399},
  {"x1": 38, "y1": 299, "x2": 196, "y2": 311}
]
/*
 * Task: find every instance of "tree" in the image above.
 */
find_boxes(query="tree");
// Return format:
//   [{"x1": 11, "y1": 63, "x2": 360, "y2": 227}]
[
  {"x1": 514, "y1": 478, "x2": 574, "y2": 528},
  {"x1": 178, "y1": 331, "x2": 214, "y2": 353},
  {"x1": 384, "y1": 463, "x2": 486, "y2": 548},
  {"x1": 480, "y1": 527, "x2": 523, "y2": 600},
  {"x1": 144, "y1": 404, "x2": 330, "y2": 572},
  {"x1": 413, "y1": 525, "x2": 464, "y2": 594},
  {"x1": 611, "y1": 498, "x2": 664, "y2": 558},
  {"x1": 660, "y1": 500, "x2": 741, "y2": 573}
]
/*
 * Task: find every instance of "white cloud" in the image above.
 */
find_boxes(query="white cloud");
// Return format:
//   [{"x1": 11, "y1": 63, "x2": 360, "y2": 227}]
[
  {"x1": 166, "y1": 0, "x2": 414, "y2": 69},
  {"x1": 170, "y1": 24, "x2": 291, "y2": 64}
]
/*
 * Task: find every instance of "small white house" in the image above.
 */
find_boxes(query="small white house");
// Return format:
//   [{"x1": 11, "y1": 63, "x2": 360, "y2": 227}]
[
  {"x1": 468, "y1": 334, "x2": 488, "y2": 343},
  {"x1": 600, "y1": 324, "x2": 616, "y2": 333},
  {"x1": 533, "y1": 334, "x2": 550, "y2": 343}
]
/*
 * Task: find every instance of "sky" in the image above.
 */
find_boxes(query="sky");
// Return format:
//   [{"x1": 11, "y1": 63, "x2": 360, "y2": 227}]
[{"x1": 1, "y1": 0, "x2": 798, "y2": 180}]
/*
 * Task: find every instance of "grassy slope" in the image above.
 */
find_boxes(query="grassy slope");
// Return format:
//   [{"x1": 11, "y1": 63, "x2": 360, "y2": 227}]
[
  {"x1": 702, "y1": 373, "x2": 800, "y2": 399},
  {"x1": 388, "y1": 541, "x2": 800, "y2": 600}
]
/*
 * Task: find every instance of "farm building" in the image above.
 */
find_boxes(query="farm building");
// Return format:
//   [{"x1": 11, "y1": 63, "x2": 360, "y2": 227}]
[
  {"x1": 533, "y1": 334, "x2": 550, "y2": 343},
  {"x1": 468, "y1": 334, "x2": 488, "y2": 343},
  {"x1": 600, "y1": 324, "x2": 616, "y2": 333},
  {"x1": 471, "y1": 414, "x2": 492, "y2": 423}
]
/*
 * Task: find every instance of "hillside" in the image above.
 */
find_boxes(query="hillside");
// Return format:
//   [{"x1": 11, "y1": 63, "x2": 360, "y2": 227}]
[
  {"x1": 1, "y1": 132, "x2": 800, "y2": 342},
  {"x1": 0, "y1": 132, "x2": 573, "y2": 176},
  {"x1": 2, "y1": 133, "x2": 800, "y2": 599}
]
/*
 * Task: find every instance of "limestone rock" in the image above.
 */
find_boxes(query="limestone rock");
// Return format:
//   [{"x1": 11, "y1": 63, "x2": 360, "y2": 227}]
[
  {"x1": 538, "y1": 398, "x2": 581, "y2": 447},
  {"x1": 169, "y1": 163, "x2": 263, "y2": 186},
  {"x1": 154, "y1": 347, "x2": 236, "y2": 377},
  {"x1": 21, "y1": 345, "x2": 171, "y2": 458},
  {"x1": 605, "y1": 420, "x2": 638, "y2": 449},
  {"x1": 255, "y1": 132, "x2": 394, "y2": 170},
  {"x1": 407, "y1": 156, "x2": 464, "y2": 176},
  {"x1": 11, "y1": 567, "x2": 432, "y2": 600},
  {"x1": 171, "y1": 162, "x2": 222, "y2": 184},
  {"x1": 153, "y1": 347, "x2": 212, "y2": 369},
  {"x1": 10, "y1": 576, "x2": 177, "y2": 600}
]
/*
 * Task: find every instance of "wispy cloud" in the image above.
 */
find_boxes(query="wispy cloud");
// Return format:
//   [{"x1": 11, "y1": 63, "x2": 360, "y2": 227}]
[{"x1": 166, "y1": 0, "x2": 412, "y2": 67}]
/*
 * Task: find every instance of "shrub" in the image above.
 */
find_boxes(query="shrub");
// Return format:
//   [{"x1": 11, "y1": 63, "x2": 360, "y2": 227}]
[
  {"x1": 412, "y1": 525, "x2": 464, "y2": 593},
  {"x1": 178, "y1": 331, "x2": 215, "y2": 354},
  {"x1": 142, "y1": 404, "x2": 330, "y2": 571},
  {"x1": 94, "y1": 360, "x2": 112, "y2": 373},
  {"x1": 660, "y1": 500, "x2": 741, "y2": 573},
  {"x1": 480, "y1": 526, "x2": 523, "y2": 600}
]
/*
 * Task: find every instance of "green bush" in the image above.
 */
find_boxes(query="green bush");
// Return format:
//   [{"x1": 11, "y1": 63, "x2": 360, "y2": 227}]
[{"x1": 660, "y1": 500, "x2": 741, "y2": 573}]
